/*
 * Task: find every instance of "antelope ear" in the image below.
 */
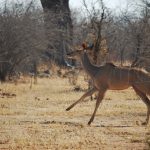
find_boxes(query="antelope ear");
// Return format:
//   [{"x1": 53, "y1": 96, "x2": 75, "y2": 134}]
[{"x1": 82, "y1": 43, "x2": 87, "y2": 49}]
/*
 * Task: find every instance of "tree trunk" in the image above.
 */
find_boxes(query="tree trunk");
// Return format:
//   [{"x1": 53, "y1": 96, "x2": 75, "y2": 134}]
[{"x1": 40, "y1": 0, "x2": 73, "y2": 65}]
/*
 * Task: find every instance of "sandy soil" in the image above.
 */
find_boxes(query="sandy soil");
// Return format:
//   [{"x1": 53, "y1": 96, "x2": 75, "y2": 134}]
[{"x1": 0, "y1": 77, "x2": 150, "y2": 150}]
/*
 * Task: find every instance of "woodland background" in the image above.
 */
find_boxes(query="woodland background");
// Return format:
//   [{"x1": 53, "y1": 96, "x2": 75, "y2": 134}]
[{"x1": 0, "y1": 0, "x2": 150, "y2": 81}]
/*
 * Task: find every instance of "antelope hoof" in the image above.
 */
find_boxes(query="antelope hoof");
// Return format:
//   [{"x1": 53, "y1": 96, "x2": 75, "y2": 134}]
[
  {"x1": 141, "y1": 121, "x2": 148, "y2": 126},
  {"x1": 88, "y1": 120, "x2": 92, "y2": 125},
  {"x1": 66, "y1": 107, "x2": 71, "y2": 111},
  {"x1": 88, "y1": 121, "x2": 91, "y2": 125}
]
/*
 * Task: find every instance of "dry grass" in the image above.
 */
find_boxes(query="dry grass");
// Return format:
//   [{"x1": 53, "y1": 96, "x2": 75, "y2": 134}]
[{"x1": 0, "y1": 76, "x2": 150, "y2": 150}]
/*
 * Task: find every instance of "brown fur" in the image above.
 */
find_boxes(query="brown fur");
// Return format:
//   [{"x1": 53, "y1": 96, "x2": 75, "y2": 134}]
[{"x1": 66, "y1": 44, "x2": 150, "y2": 125}]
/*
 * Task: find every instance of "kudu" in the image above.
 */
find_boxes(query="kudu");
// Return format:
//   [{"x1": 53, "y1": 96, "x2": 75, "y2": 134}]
[{"x1": 66, "y1": 43, "x2": 150, "y2": 125}]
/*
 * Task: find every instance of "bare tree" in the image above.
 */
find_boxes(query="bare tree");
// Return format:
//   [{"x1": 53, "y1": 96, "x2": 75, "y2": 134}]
[
  {"x1": 40, "y1": 0, "x2": 73, "y2": 65},
  {"x1": 81, "y1": 0, "x2": 110, "y2": 65},
  {"x1": 0, "y1": 1, "x2": 47, "y2": 81}
]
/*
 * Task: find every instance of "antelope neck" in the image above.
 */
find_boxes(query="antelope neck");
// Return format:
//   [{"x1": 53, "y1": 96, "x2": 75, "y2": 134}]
[{"x1": 81, "y1": 52, "x2": 98, "y2": 78}]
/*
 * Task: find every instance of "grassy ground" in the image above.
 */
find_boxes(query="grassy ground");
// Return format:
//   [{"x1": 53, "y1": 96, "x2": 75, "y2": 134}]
[{"x1": 0, "y1": 76, "x2": 150, "y2": 150}]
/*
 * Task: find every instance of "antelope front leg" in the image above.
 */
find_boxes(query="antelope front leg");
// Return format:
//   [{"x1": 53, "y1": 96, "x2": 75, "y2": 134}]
[
  {"x1": 88, "y1": 90, "x2": 106, "y2": 125},
  {"x1": 66, "y1": 88, "x2": 97, "y2": 111}
]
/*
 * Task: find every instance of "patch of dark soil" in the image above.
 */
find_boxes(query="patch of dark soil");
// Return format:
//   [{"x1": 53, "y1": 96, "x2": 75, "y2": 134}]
[
  {"x1": 40, "y1": 120, "x2": 84, "y2": 127},
  {"x1": 0, "y1": 89, "x2": 16, "y2": 98}
]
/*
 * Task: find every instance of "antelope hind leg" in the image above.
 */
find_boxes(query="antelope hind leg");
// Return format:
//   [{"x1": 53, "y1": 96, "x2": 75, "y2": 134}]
[
  {"x1": 66, "y1": 88, "x2": 97, "y2": 111},
  {"x1": 142, "y1": 108, "x2": 150, "y2": 125},
  {"x1": 133, "y1": 86, "x2": 150, "y2": 125}
]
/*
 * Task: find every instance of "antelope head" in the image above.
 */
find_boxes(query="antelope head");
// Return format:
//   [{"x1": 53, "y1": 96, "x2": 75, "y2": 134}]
[{"x1": 66, "y1": 43, "x2": 94, "y2": 60}]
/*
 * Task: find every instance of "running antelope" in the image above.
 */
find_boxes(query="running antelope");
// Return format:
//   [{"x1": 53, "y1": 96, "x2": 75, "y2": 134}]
[{"x1": 66, "y1": 43, "x2": 150, "y2": 125}]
